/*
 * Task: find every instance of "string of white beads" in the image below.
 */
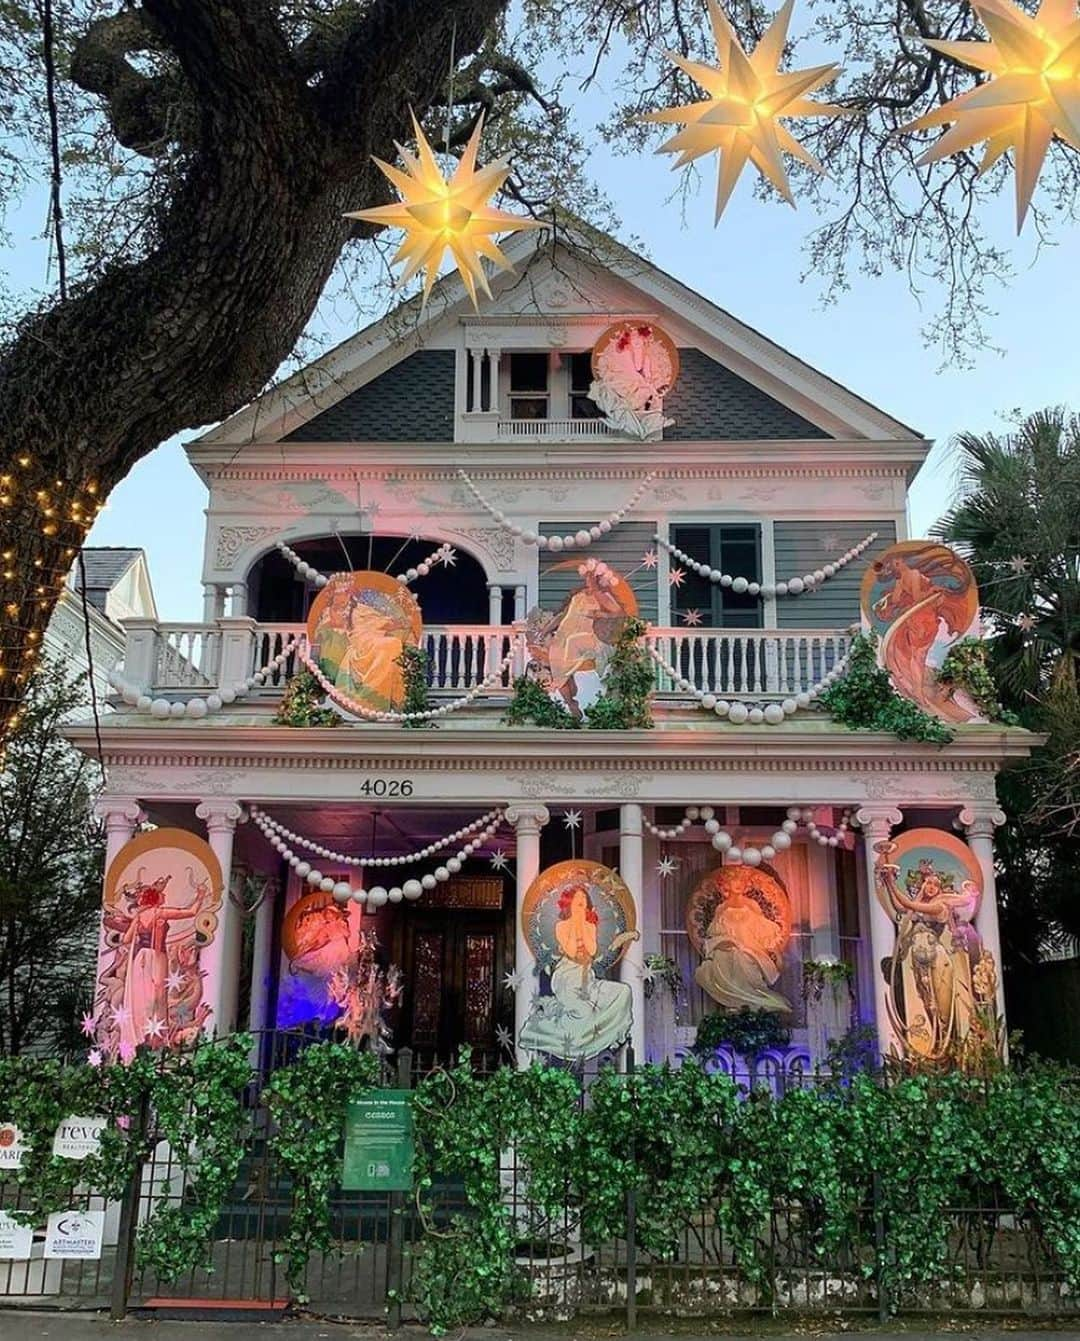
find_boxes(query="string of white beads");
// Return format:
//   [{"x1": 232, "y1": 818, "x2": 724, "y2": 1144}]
[
  {"x1": 109, "y1": 640, "x2": 300, "y2": 719},
  {"x1": 249, "y1": 804, "x2": 504, "y2": 868},
  {"x1": 458, "y1": 469, "x2": 655, "y2": 550},
  {"x1": 276, "y1": 541, "x2": 330, "y2": 589},
  {"x1": 654, "y1": 531, "x2": 878, "y2": 597},
  {"x1": 394, "y1": 543, "x2": 455, "y2": 585}
]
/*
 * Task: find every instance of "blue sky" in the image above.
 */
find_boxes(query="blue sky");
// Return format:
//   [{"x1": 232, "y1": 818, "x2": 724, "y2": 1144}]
[{"x1": 9, "y1": 106, "x2": 1075, "y2": 622}]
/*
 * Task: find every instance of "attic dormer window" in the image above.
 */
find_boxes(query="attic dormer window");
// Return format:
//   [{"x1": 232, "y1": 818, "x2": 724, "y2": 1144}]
[
  {"x1": 569, "y1": 351, "x2": 602, "y2": 419},
  {"x1": 508, "y1": 353, "x2": 549, "y2": 420}
]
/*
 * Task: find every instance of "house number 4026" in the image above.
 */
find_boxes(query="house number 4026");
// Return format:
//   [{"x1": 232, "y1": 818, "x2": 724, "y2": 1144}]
[{"x1": 357, "y1": 779, "x2": 414, "y2": 797}]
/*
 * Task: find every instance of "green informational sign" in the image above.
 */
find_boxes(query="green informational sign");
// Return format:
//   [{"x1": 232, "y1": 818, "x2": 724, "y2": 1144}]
[{"x1": 342, "y1": 1090, "x2": 414, "y2": 1191}]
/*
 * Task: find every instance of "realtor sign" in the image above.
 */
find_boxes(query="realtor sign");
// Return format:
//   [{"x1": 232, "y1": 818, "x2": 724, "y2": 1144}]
[
  {"x1": 44, "y1": 1209, "x2": 105, "y2": 1260},
  {"x1": 0, "y1": 1211, "x2": 32, "y2": 1260},
  {"x1": 0, "y1": 1123, "x2": 24, "y2": 1169},
  {"x1": 52, "y1": 1116, "x2": 107, "y2": 1160}
]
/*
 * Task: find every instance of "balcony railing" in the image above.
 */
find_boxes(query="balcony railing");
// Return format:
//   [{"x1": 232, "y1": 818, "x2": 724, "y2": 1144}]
[
  {"x1": 496, "y1": 417, "x2": 618, "y2": 441},
  {"x1": 118, "y1": 619, "x2": 853, "y2": 704}
]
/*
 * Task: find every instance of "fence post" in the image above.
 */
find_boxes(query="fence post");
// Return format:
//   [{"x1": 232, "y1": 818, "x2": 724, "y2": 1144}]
[
  {"x1": 625, "y1": 1045, "x2": 637, "y2": 1332},
  {"x1": 386, "y1": 1047, "x2": 412, "y2": 1331},
  {"x1": 110, "y1": 1084, "x2": 151, "y2": 1321},
  {"x1": 873, "y1": 1170, "x2": 889, "y2": 1323}
]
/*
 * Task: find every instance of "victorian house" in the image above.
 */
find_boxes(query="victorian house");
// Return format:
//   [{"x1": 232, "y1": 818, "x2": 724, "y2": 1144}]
[{"x1": 68, "y1": 228, "x2": 1032, "y2": 1075}]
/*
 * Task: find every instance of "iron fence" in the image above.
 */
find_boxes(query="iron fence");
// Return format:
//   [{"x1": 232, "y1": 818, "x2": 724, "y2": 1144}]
[{"x1": 1, "y1": 1029, "x2": 1078, "y2": 1325}]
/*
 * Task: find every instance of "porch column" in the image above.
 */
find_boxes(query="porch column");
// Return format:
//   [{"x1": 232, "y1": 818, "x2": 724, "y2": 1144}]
[
  {"x1": 95, "y1": 797, "x2": 144, "y2": 870},
  {"x1": 196, "y1": 800, "x2": 244, "y2": 1037},
  {"x1": 246, "y1": 876, "x2": 279, "y2": 1035},
  {"x1": 488, "y1": 349, "x2": 501, "y2": 409},
  {"x1": 960, "y1": 804, "x2": 1009, "y2": 1039},
  {"x1": 855, "y1": 805, "x2": 903, "y2": 1063},
  {"x1": 229, "y1": 581, "x2": 248, "y2": 617},
  {"x1": 514, "y1": 585, "x2": 527, "y2": 621},
  {"x1": 202, "y1": 583, "x2": 224, "y2": 622},
  {"x1": 488, "y1": 583, "x2": 503, "y2": 625},
  {"x1": 506, "y1": 803, "x2": 550, "y2": 1069},
  {"x1": 619, "y1": 803, "x2": 646, "y2": 1064}
]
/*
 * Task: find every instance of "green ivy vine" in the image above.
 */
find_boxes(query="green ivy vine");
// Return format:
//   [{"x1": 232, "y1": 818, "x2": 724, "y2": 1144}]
[
  {"x1": 263, "y1": 1041, "x2": 380, "y2": 1299},
  {"x1": 819, "y1": 633, "x2": 954, "y2": 743},
  {"x1": 397, "y1": 645, "x2": 434, "y2": 728},
  {"x1": 272, "y1": 668, "x2": 340, "y2": 727},
  {"x1": 693, "y1": 1008, "x2": 791, "y2": 1058},
  {"x1": 504, "y1": 675, "x2": 581, "y2": 728},
  {"x1": 583, "y1": 617, "x2": 654, "y2": 730},
  {"x1": 938, "y1": 638, "x2": 1019, "y2": 723}
]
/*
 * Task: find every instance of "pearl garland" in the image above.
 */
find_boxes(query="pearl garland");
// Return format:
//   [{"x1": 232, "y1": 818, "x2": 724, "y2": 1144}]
[
  {"x1": 299, "y1": 636, "x2": 521, "y2": 722},
  {"x1": 646, "y1": 640, "x2": 853, "y2": 724},
  {"x1": 249, "y1": 804, "x2": 504, "y2": 868},
  {"x1": 645, "y1": 803, "x2": 858, "y2": 867},
  {"x1": 457, "y1": 469, "x2": 656, "y2": 551},
  {"x1": 109, "y1": 640, "x2": 300, "y2": 719},
  {"x1": 249, "y1": 804, "x2": 507, "y2": 905},
  {"x1": 654, "y1": 532, "x2": 878, "y2": 597},
  {"x1": 644, "y1": 803, "x2": 718, "y2": 840},
  {"x1": 276, "y1": 540, "x2": 455, "y2": 588},
  {"x1": 801, "y1": 806, "x2": 856, "y2": 848}
]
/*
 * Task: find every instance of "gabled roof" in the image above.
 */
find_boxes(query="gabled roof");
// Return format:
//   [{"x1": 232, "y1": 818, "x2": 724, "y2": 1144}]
[
  {"x1": 72, "y1": 547, "x2": 142, "y2": 611},
  {"x1": 191, "y1": 222, "x2": 925, "y2": 452}
]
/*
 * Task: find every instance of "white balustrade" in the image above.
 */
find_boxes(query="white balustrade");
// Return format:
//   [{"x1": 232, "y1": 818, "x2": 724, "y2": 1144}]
[
  {"x1": 496, "y1": 417, "x2": 618, "y2": 441},
  {"x1": 133, "y1": 621, "x2": 850, "y2": 700}
]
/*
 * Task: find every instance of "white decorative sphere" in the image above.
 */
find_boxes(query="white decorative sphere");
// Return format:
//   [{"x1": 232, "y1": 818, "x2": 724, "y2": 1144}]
[
  {"x1": 121, "y1": 685, "x2": 140, "y2": 706},
  {"x1": 782, "y1": 819, "x2": 799, "y2": 835},
  {"x1": 813, "y1": 570, "x2": 825, "y2": 583},
  {"x1": 561, "y1": 535, "x2": 577, "y2": 549},
  {"x1": 787, "y1": 806, "x2": 801, "y2": 820},
  {"x1": 295, "y1": 861, "x2": 311, "y2": 878},
  {"x1": 699, "y1": 805, "x2": 714, "y2": 821},
  {"x1": 434, "y1": 866, "x2": 450, "y2": 882},
  {"x1": 522, "y1": 530, "x2": 537, "y2": 545},
  {"x1": 446, "y1": 857, "x2": 462, "y2": 874},
  {"x1": 219, "y1": 686, "x2": 237, "y2": 705},
  {"x1": 760, "y1": 583, "x2": 775, "y2": 599},
  {"x1": 796, "y1": 692, "x2": 812, "y2": 709},
  {"x1": 307, "y1": 870, "x2": 323, "y2": 887},
  {"x1": 761, "y1": 845, "x2": 776, "y2": 860},
  {"x1": 547, "y1": 535, "x2": 564, "y2": 553},
  {"x1": 136, "y1": 694, "x2": 153, "y2": 713},
  {"x1": 743, "y1": 847, "x2": 763, "y2": 867},
  {"x1": 169, "y1": 701, "x2": 187, "y2": 718},
  {"x1": 705, "y1": 818, "x2": 721, "y2": 835},
  {"x1": 748, "y1": 707, "x2": 765, "y2": 724},
  {"x1": 720, "y1": 574, "x2": 733, "y2": 588},
  {"x1": 802, "y1": 573, "x2": 816, "y2": 588},
  {"x1": 678, "y1": 678, "x2": 690, "y2": 692},
  {"x1": 685, "y1": 805, "x2": 700, "y2": 820},
  {"x1": 575, "y1": 530, "x2": 592, "y2": 549},
  {"x1": 403, "y1": 879, "x2": 423, "y2": 901},
  {"x1": 702, "y1": 694, "x2": 717, "y2": 710},
  {"x1": 417, "y1": 563, "x2": 430, "y2": 577},
  {"x1": 590, "y1": 527, "x2": 603, "y2": 541},
  {"x1": 781, "y1": 698, "x2": 797, "y2": 717},
  {"x1": 748, "y1": 582, "x2": 760, "y2": 597},
  {"x1": 772, "y1": 831, "x2": 792, "y2": 851},
  {"x1": 709, "y1": 569, "x2": 723, "y2": 583},
  {"x1": 775, "y1": 582, "x2": 788, "y2": 597},
  {"x1": 150, "y1": 698, "x2": 171, "y2": 719},
  {"x1": 492, "y1": 511, "x2": 506, "y2": 524},
  {"x1": 333, "y1": 881, "x2": 351, "y2": 902},
  {"x1": 727, "y1": 847, "x2": 742, "y2": 863},
  {"x1": 186, "y1": 698, "x2": 209, "y2": 719},
  {"x1": 367, "y1": 886, "x2": 388, "y2": 907},
  {"x1": 388, "y1": 887, "x2": 404, "y2": 903},
  {"x1": 727, "y1": 702, "x2": 749, "y2": 724},
  {"x1": 788, "y1": 577, "x2": 805, "y2": 595},
  {"x1": 320, "y1": 876, "x2": 336, "y2": 893},
  {"x1": 763, "y1": 703, "x2": 785, "y2": 725},
  {"x1": 823, "y1": 564, "x2": 836, "y2": 578},
  {"x1": 206, "y1": 694, "x2": 223, "y2": 713},
  {"x1": 421, "y1": 873, "x2": 437, "y2": 891},
  {"x1": 598, "y1": 520, "x2": 611, "y2": 534},
  {"x1": 712, "y1": 831, "x2": 732, "y2": 851},
  {"x1": 714, "y1": 700, "x2": 731, "y2": 717}
]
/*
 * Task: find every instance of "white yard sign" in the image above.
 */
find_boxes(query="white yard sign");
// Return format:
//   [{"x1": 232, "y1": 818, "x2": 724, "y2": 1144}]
[
  {"x1": 43, "y1": 1210, "x2": 105, "y2": 1260},
  {"x1": 0, "y1": 1212, "x2": 33, "y2": 1260},
  {"x1": 0, "y1": 1123, "x2": 24, "y2": 1169},
  {"x1": 52, "y1": 1116, "x2": 107, "y2": 1160}
]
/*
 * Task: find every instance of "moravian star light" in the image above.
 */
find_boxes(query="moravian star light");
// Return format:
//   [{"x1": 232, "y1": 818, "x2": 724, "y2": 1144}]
[
  {"x1": 902, "y1": 0, "x2": 1080, "y2": 231},
  {"x1": 345, "y1": 112, "x2": 541, "y2": 307},
  {"x1": 643, "y1": 0, "x2": 842, "y2": 220}
]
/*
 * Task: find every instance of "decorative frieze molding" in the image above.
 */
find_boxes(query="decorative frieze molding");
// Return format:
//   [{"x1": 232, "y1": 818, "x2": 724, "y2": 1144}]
[{"x1": 214, "y1": 525, "x2": 280, "y2": 569}]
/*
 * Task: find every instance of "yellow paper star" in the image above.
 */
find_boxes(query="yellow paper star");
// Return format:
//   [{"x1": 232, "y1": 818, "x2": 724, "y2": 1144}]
[
  {"x1": 903, "y1": 0, "x2": 1080, "y2": 231},
  {"x1": 643, "y1": 0, "x2": 842, "y2": 220},
  {"x1": 345, "y1": 112, "x2": 542, "y2": 307}
]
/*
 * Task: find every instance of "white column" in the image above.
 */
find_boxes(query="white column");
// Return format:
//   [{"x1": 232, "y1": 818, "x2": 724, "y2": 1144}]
[
  {"x1": 96, "y1": 797, "x2": 144, "y2": 871},
  {"x1": 855, "y1": 805, "x2": 903, "y2": 1063},
  {"x1": 506, "y1": 804, "x2": 550, "y2": 1069},
  {"x1": 514, "y1": 585, "x2": 527, "y2": 621},
  {"x1": 960, "y1": 804, "x2": 1009, "y2": 1039},
  {"x1": 488, "y1": 348, "x2": 500, "y2": 411},
  {"x1": 196, "y1": 800, "x2": 244, "y2": 1037},
  {"x1": 246, "y1": 877, "x2": 279, "y2": 1035},
  {"x1": 229, "y1": 581, "x2": 248, "y2": 617},
  {"x1": 488, "y1": 584, "x2": 503, "y2": 625},
  {"x1": 619, "y1": 803, "x2": 646, "y2": 1064},
  {"x1": 202, "y1": 584, "x2": 219, "y2": 623},
  {"x1": 470, "y1": 348, "x2": 482, "y2": 411}
]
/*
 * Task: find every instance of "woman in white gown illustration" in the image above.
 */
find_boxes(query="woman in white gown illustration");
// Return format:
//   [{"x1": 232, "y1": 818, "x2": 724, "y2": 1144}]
[{"x1": 519, "y1": 883, "x2": 637, "y2": 1060}]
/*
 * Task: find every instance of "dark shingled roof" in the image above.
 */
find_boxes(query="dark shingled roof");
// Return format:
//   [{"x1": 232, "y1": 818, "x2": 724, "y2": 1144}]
[
  {"x1": 284, "y1": 349, "x2": 456, "y2": 442},
  {"x1": 73, "y1": 547, "x2": 142, "y2": 612},
  {"x1": 663, "y1": 348, "x2": 830, "y2": 441}
]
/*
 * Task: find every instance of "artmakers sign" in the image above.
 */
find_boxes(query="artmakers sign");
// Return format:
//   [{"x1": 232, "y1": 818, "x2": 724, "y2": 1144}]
[
  {"x1": 43, "y1": 1209, "x2": 105, "y2": 1260},
  {"x1": 0, "y1": 1211, "x2": 33, "y2": 1260},
  {"x1": 52, "y1": 1116, "x2": 107, "y2": 1160},
  {"x1": 0, "y1": 1122, "x2": 24, "y2": 1169}
]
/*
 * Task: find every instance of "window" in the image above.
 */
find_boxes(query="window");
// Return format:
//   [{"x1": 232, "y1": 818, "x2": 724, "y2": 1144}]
[
  {"x1": 671, "y1": 524, "x2": 763, "y2": 628},
  {"x1": 569, "y1": 351, "x2": 602, "y2": 419},
  {"x1": 508, "y1": 352, "x2": 549, "y2": 420}
]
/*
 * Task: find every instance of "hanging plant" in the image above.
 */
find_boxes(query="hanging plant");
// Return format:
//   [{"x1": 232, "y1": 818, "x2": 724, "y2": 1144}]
[
  {"x1": 693, "y1": 1009, "x2": 791, "y2": 1059},
  {"x1": 584, "y1": 617, "x2": 654, "y2": 730},
  {"x1": 819, "y1": 633, "x2": 954, "y2": 744},
  {"x1": 937, "y1": 638, "x2": 1018, "y2": 724},
  {"x1": 643, "y1": 953, "x2": 683, "y2": 1003},
  {"x1": 504, "y1": 675, "x2": 581, "y2": 729},
  {"x1": 272, "y1": 668, "x2": 340, "y2": 728},
  {"x1": 397, "y1": 645, "x2": 434, "y2": 729},
  {"x1": 802, "y1": 959, "x2": 855, "y2": 1006}
]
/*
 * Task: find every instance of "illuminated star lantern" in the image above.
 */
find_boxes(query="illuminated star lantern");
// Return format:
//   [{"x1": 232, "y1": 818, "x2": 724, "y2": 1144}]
[
  {"x1": 643, "y1": 0, "x2": 842, "y2": 219},
  {"x1": 902, "y1": 0, "x2": 1080, "y2": 231},
  {"x1": 345, "y1": 112, "x2": 543, "y2": 307}
]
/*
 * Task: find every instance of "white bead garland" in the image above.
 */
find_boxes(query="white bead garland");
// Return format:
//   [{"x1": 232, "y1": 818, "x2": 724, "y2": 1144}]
[
  {"x1": 654, "y1": 532, "x2": 878, "y2": 597},
  {"x1": 646, "y1": 640, "x2": 853, "y2": 723},
  {"x1": 249, "y1": 804, "x2": 507, "y2": 904},
  {"x1": 109, "y1": 639, "x2": 301, "y2": 718},
  {"x1": 458, "y1": 469, "x2": 655, "y2": 549},
  {"x1": 276, "y1": 539, "x2": 456, "y2": 588},
  {"x1": 299, "y1": 637, "x2": 520, "y2": 722},
  {"x1": 276, "y1": 541, "x2": 330, "y2": 589},
  {"x1": 249, "y1": 804, "x2": 504, "y2": 868},
  {"x1": 644, "y1": 803, "x2": 859, "y2": 867}
]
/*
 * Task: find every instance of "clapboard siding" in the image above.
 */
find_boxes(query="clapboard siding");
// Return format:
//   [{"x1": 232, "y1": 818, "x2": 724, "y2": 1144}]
[
  {"x1": 773, "y1": 521, "x2": 896, "y2": 630},
  {"x1": 538, "y1": 522, "x2": 658, "y2": 621}
]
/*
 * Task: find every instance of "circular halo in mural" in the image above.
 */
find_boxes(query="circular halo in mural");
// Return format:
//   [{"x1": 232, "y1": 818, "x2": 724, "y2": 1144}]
[
  {"x1": 873, "y1": 828, "x2": 983, "y2": 925},
  {"x1": 520, "y1": 859, "x2": 637, "y2": 977},
  {"x1": 859, "y1": 540, "x2": 982, "y2": 723},
  {"x1": 685, "y1": 864, "x2": 792, "y2": 958},
  {"x1": 306, "y1": 570, "x2": 422, "y2": 712},
  {"x1": 281, "y1": 890, "x2": 353, "y2": 977},
  {"x1": 98, "y1": 828, "x2": 224, "y2": 1053},
  {"x1": 591, "y1": 322, "x2": 680, "y2": 407}
]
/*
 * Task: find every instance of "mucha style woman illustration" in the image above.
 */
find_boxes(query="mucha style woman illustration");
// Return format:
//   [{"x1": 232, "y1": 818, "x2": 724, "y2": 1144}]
[
  {"x1": 527, "y1": 560, "x2": 636, "y2": 717},
  {"x1": 861, "y1": 541, "x2": 982, "y2": 723},
  {"x1": 873, "y1": 830, "x2": 1000, "y2": 1067},
  {"x1": 307, "y1": 571, "x2": 421, "y2": 713},
  {"x1": 519, "y1": 862, "x2": 638, "y2": 1061},
  {"x1": 687, "y1": 865, "x2": 793, "y2": 1016}
]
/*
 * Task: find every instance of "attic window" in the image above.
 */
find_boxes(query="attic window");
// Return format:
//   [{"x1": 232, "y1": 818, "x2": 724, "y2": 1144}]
[
  {"x1": 508, "y1": 353, "x2": 549, "y2": 420},
  {"x1": 569, "y1": 351, "x2": 602, "y2": 419}
]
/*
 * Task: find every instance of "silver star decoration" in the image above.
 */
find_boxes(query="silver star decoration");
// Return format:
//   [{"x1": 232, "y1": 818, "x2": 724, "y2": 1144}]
[
  {"x1": 165, "y1": 970, "x2": 184, "y2": 993},
  {"x1": 439, "y1": 547, "x2": 457, "y2": 567},
  {"x1": 640, "y1": 962, "x2": 658, "y2": 984},
  {"x1": 1015, "y1": 612, "x2": 1036, "y2": 632},
  {"x1": 406, "y1": 530, "x2": 423, "y2": 543},
  {"x1": 503, "y1": 969, "x2": 525, "y2": 992},
  {"x1": 360, "y1": 498, "x2": 381, "y2": 519},
  {"x1": 641, "y1": 549, "x2": 658, "y2": 570},
  {"x1": 656, "y1": 855, "x2": 679, "y2": 878},
  {"x1": 143, "y1": 1015, "x2": 166, "y2": 1040},
  {"x1": 495, "y1": 1024, "x2": 514, "y2": 1054},
  {"x1": 680, "y1": 608, "x2": 703, "y2": 627},
  {"x1": 561, "y1": 809, "x2": 582, "y2": 830},
  {"x1": 1008, "y1": 555, "x2": 1030, "y2": 574},
  {"x1": 489, "y1": 849, "x2": 509, "y2": 871},
  {"x1": 668, "y1": 566, "x2": 687, "y2": 588},
  {"x1": 80, "y1": 1011, "x2": 97, "y2": 1038},
  {"x1": 111, "y1": 1004, "x2": 130, "y2": 1026},
  {"x1": 821, "y1": 533, "x2": 840, "y2": 553}
]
